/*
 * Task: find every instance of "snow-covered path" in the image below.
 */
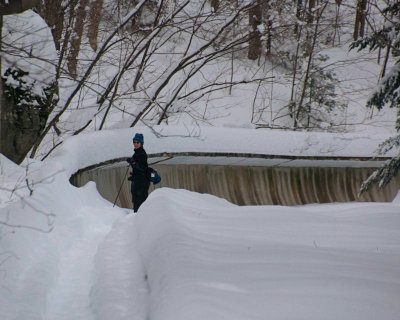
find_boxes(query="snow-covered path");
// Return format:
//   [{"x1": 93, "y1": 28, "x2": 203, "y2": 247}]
[
  {"x1": 42, "y1": 205, "x2": 149, "y2": 320},
  {"x1": 44, "y1": 207, "x2": 118, "y2": 320},
  {"x1": 90, "y1": 213, "x2": 149, "y2": 320}
]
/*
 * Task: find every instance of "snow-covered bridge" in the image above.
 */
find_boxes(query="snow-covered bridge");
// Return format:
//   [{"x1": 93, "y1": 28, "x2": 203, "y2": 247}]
[{"x1": 67, "y1": 126, "x2": 400, "y2": 207}]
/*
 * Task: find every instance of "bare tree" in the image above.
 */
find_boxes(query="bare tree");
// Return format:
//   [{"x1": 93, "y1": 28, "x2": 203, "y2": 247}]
[
  {"x1": 28, "y1": 0, "x2": 265, "y2": 159},
  {"x1": 1, "y1": 0, "x2": 386, "y2": 162},
  {"x1": 29, "y1": 0, "x2": 149, "y2": 158}
]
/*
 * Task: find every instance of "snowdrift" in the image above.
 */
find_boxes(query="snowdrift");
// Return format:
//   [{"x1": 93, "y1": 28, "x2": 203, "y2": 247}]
[{"x1": 132, "y1": 188, "x2": 400, "y2": 320}]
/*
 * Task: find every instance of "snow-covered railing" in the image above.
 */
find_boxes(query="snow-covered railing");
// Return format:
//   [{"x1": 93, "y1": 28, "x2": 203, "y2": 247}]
[{"x1": 45, "y1": 126, "x2": 396, "y2": 178}]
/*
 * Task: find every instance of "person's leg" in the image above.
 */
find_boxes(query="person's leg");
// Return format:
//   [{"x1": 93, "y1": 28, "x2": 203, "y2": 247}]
[
  {"x1": 143, "y1": 179, "x2": 150, "y2": 202},
  {"x1": 133, "y1": 201, "x2": 140, "y2": 213},
  {"x1": 132, "y1": 178, "x2": 148, "y2": 212},
  {"x1": 130, "y1": 181, "x2": 136, "y2": 211},
  {"x1": 132, "y1": 184, "x2": 142, "y2": 212}
]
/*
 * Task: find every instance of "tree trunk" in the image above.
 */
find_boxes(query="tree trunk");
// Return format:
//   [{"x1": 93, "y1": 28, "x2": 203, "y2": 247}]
[
  {"x1": 294, "y1": 0, "x2": 303, "y2": 35},
  {"x1": 87, "y1": 0, "x2": 103, "y2": 52},
  {"x1": 380, "y1": 44, "x2": 391, "y2": 79},
  {"x1": 359, "y1": 0, "x2": 367, "y2": 38},
  {"x1": 37, "y1": 0, "x2": 64, "y2": 51},
  {"x1": 303, "y1": 0, "x2": 316, "y2": 56},
  {"x1": 264, "y1": 0, "x2": 272, "y2": 55},
  {"x1": 0, "y1": 0, "x2": 40, "y2": 15},
  {"x1": 290, "y1": 31, "x2": 302, "y2": 117},
  {"x1": 294, "y1": 3, "x2": 326, "y2": 128},
  {"x1": 332, "y1": 2, "x2": 341, "y2": 45},
  {"x1": 248, "y1": 0, "x2": 262, "y2": 60},
  {"x1": 353, "y1": 0, "x2": 367, "y2": 40},
  {"x1": 68, "y1": 0, "x2": 90, "y2": 79},
  {"x1": 210, "y1": 0, "x2": 219, "y2": 12},
  {"x1": 307, "y1": 0, "x2": 315, "y2": 25}
]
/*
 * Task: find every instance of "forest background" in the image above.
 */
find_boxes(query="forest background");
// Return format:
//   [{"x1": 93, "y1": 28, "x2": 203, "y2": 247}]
[{"x1": 0, "y1": 0, "x2": 399, "y2": 189}]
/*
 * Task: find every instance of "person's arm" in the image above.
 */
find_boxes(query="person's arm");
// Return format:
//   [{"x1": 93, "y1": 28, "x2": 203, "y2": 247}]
[{"x1": 126, "y1": 156, "x2": 135, "y2": 167}]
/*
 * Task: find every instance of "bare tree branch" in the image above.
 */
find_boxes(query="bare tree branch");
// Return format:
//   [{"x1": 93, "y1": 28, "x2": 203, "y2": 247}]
[{"x1": 29, "y1": 0, "x2": 149, "y2": 158}]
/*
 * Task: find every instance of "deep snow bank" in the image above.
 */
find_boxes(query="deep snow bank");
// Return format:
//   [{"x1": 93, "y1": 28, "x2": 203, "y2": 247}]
[
  {"x1": 135, "y1": 188, "x2": 400, "y2": 320},
  {"x1": 0, "y1": 153, "x2": 125, "y2": 319}
]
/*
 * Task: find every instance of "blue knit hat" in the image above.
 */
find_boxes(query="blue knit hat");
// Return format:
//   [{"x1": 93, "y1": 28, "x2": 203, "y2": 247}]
[{"x1": 133, "y1": 133, "x2": 144, "y2": 144}]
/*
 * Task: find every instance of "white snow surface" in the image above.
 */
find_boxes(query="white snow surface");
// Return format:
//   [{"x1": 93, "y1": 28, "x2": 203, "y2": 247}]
[{"x1": 0, "y1": 126, "x2": 400, "y2": 320}]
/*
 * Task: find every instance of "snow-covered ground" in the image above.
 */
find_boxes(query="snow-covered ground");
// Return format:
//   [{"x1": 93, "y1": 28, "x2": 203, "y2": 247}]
[{"x1": 1, "y1": 127, "x2": 399, "y2": 320}]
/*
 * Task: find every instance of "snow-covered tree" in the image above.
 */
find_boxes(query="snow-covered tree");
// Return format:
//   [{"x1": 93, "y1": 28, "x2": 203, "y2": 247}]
[
  {"x1": 0, "y1": 8, "x2": 57, "y2": 164},
  {"x1": 351, "y1": 1, "x2": 400, "y2": 192}
]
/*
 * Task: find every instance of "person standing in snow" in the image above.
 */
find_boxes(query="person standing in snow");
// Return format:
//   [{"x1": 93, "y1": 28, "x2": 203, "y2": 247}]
[{"x1": 126, "y1": 133, "x2": 150, "y2": 212}]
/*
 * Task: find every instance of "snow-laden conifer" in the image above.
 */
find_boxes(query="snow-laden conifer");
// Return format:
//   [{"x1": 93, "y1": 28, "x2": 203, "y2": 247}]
[{"x1": 352, "y1": 1, "x2": 400, "y2": 193}]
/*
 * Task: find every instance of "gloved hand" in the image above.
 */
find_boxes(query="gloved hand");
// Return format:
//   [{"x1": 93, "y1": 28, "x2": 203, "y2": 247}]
[{"x1": 126, "y1": 157, "x2": 132, "y2": 164}]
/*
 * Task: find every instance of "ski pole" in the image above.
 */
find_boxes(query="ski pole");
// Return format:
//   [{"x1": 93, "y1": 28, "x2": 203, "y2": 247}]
[{"x1": 113, "y1": 165, "x2": 130, "y2": 207}]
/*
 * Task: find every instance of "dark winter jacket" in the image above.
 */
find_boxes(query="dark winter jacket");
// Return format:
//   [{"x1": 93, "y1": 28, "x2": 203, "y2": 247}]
[
  {"x1": 126, "y1": 145, "x2": 151, "y2": 212},
  {"x1": 127, "y1": 146, "x2": 150, "y2": 180}
]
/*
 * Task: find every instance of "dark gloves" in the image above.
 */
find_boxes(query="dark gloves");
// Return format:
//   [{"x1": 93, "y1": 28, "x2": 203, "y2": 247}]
[{"x1": 126, "y1": 157, "x2": 136, "y2": 166}]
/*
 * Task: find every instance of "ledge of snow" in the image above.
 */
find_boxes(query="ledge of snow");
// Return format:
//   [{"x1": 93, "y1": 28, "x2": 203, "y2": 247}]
[{"x1": 45, "y1": 126, "x2": 395, "y2": 177}]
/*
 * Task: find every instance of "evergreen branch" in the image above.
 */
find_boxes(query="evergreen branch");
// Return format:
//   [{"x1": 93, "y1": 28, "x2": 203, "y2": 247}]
[{"x1": 359, "y1": 153, "x2": 400, "y2": 194}]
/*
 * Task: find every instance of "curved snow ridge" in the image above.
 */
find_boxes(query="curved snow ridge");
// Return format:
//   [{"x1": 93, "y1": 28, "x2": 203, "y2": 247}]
[
  {"x1": 46, "y1": 126, "x2": 396, "y2": 178},
  {"x1": 134, "y1": 188, "x2": 400, "y2": 320}
]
